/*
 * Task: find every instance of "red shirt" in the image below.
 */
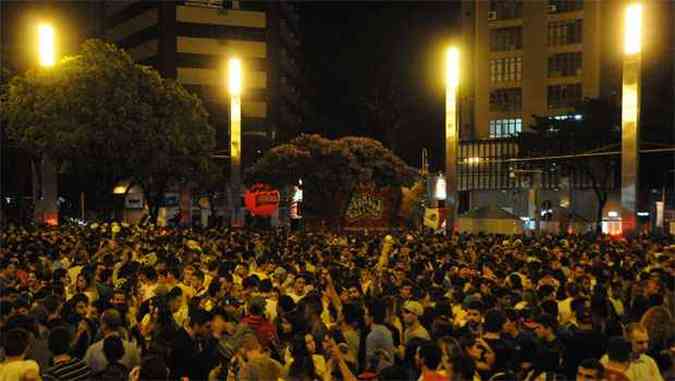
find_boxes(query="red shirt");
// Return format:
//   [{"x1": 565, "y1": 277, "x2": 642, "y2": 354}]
[{"x1": 240, "y1": 315, "x2": 278, "y2": 349}]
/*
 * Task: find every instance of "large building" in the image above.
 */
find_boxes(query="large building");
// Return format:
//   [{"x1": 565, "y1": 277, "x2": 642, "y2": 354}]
[
  {"x1": 103, "y1": 0, "x2": 306, "y2": 168},
  {"x1": 457, "y1": 0, "x2": 674, "y2": 228},
  {"x1": 460, "y1": 0, "x2": 671, "y2": 139}
]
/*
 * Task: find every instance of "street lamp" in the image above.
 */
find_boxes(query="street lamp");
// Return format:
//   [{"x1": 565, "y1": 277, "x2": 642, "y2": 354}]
[
  {"x1": 35, "y1": 23, "x2": 59, "y2": 226},
  {"x1": 228, "y1": 57, "x2": 243, "y2": 227},
  {"x1": 621, "y1": 3, "x2": 642, "y2": 235},
  {"x1": 445, "y1": 47, "x2": 459, "y2": 234}
]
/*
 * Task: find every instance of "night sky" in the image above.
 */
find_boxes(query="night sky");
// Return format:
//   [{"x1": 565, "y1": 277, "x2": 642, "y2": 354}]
[{"x1": 297, "y1": 1, "x2": 460, "y2": 170}]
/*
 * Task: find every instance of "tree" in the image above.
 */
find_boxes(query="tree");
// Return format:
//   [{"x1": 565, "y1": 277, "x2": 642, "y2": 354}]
[
  {"x1": 519, "y1": 98, "x2": 620, "y2": 233},
  {"x1": 245, "y1": 134, "x2": 417, "y2": 222},
  {"x1": 2, "y1": 39, "x2": 218, "y2": 222}
]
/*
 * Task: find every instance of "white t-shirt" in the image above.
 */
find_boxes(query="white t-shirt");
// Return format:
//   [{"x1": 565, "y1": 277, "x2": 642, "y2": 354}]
[{"x1": 0, "y1": 360, "x2": 40, "y2": 381}]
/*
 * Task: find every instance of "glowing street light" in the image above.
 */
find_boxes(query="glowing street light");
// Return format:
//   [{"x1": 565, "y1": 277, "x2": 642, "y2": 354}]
[
  {"x1": 34, "y1": 23, "x2": 60, "y2": 225},
  {"x1": 621, "y1": 3, "x2": 642, "y2": 235},
  {"x1": 624, "y1": 4, "x2": 642, "y2": 55},
  {"x1": 445, "y1": 47, "x2": 460, "y2": 233},
  {"x1": 228, "y1": 57, "x2": 242, "y2": 96},
  {"x1": 228, "y1": 57, "x2": 243, "y2": 227},
  {"x1": 38, "y1": 24, "x2": 55, "y2": 67}
]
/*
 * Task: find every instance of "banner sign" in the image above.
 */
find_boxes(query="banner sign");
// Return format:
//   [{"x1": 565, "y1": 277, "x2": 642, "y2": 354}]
[
  {"x1": 244, "y1": 183, "x2": 280, "y2": 216},
  {"x1": 342, "y1": 184, "x2": 394, "y2": 230},
  {"x1": 125, "y1": 194, "x2": 144, "y2": 209}
]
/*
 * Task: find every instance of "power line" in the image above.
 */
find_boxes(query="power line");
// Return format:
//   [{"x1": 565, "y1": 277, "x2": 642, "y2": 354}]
[{"x1": 467, "y1": 147, "x2": 675, "y2": 164}]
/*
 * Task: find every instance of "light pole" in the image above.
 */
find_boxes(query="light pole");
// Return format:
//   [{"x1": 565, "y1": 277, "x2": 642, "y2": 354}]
[
  {"x1": 621, "y1": 3, "x2": 642, "y2": 236},
  {"x1": 228, "y1": 57, "x2": 243, "y2": 227},
  {"x1": 36, "y1": 23, "x2": 59, "y2": 225},
  {"x1": 445, "y1": 47, "x2": 459, "y2": 234}
]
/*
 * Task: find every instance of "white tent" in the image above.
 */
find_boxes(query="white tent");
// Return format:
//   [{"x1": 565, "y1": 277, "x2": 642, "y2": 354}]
[{"x1": 458, "y1": 205, "x2": 523, "y2": 234}]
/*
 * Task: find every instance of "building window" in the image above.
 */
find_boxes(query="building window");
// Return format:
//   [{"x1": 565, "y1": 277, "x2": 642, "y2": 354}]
[
  {"x1": 548, "y1": 52, "x2": 582, "y2": 77},
  {"x1": 548, "y1": 19, "x2": 583, "y2": 46},
  {"x1": 547, "y1": 83, "x2": 582, "y2": 109},
  {"x1": 552, "y1": 114, "x2": 583, "y2": 121},
  {"x1": 489, "y1": 0, "x2": 522, "y2": 20},
  {"x1": 490, "y1": 27, "x2": 522, "y2": 51},
  {"x1": 548, "y1": 0, "x2": 583, "y2": 13},
  {"x1": 490, "y1": 88, "x2": 522, "y2": 112},
  {"x1": 490, "y1": 118, "x2": 522, "y2": 138},
  {"x1": 490, "y1": 57, "x2": 523, "y2": 83}
]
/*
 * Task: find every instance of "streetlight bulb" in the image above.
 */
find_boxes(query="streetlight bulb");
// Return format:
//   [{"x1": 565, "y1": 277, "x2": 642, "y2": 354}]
[
  {"x1": 38, "y1": 24, "x2": 55, "y2": 67},
  {"x1": 624, "y1": 3, "x2": 642, "y2": 55},
  {"x1": 228, "y1": 57, "x2": 242, "y2": 96},
  {"x1": 446, "y1": 47, "x2": 459, "y2": 88}
]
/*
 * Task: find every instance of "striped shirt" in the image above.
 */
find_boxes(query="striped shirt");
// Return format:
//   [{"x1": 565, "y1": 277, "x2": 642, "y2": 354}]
[{"x1": 42, "y1": 358, "x2": 92, "y2": 381}]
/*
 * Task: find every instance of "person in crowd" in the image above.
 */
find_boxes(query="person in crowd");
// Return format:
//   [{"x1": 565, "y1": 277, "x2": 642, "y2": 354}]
[
  {"x1": 415, "y1": 342, "x2": 445, "y2": 381},
  {"x1": 402, "y1": 300, "x2": 431, "y2": 344},
  {"x1": 128, "y1": 356, "x2": 170, "y2": 381},
  {"x1": 240, "y1": 296, "x2": 278, "y2": 350},
  {"x1": 42, "y1": 326, "x2": 92, "y2": 381},
  {"x1": 0, "y1": 329, "x2": 40, "y2": 381},
  {"x1": 92, "y1": 335, "x2": 129, "y2": 380},
  {"x1": 364, "y1": 298, "x2": 395, "y2": 371},
  {"x1": 482, "y1": 309, "x2": 515, "y2": 375},
  {"x1": 561, "y1": 297, "x2": 607, "y2": 379},
  {"x1": 600, "y1": 323, "x2": 664, "y2": 381},
  {"x1": 639, "y1": 306, "x2": 675, "y2": 357},
  {"x1": 576, "y1": 358, "x2": 604, "y2": 381},
  {"x1": 169, "y1": 308, "x2": 215, "y2": 380},
  {"x1": 284, "y1": 333, "x2": 324, "y2": 381},
  {"x1": 456, "y1": 300, "x2": 483, "y2": 337},
  {"x1": 84, "y1": 308, "x2": 141, "y2": 373},
  {"x1": 0, "y1": 224, "x2": 673, "y2": 381},
  {"x1": 602, "y1": 336, "x2": 633, "y2": 381}
]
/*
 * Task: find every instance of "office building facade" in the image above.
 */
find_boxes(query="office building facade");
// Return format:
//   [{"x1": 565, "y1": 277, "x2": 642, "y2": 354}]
[
  {"x1": 104, "y1": 0, "x2": 305, "y2": 168},
  {"x1": 457, "y1": 0, "x2": 674, "y2": 228}
]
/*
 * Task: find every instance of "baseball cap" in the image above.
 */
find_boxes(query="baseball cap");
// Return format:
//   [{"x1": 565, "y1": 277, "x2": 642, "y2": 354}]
[{"x1": 402, "y1": 300, "x2": 424, "y2": 317}]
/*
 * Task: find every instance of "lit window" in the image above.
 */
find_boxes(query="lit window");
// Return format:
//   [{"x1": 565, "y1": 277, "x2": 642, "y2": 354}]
[
  {"x1": 490, "y1": 57, "x2": 523, "y2": 84},
  {"x1": 490, "y1": 118, "x2": 523, "y2": 138}
]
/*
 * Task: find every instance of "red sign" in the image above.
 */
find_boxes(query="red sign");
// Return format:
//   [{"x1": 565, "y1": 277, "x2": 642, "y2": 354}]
[{"x1": 244, "y1": 184, "x2": 280, "y2": 216}]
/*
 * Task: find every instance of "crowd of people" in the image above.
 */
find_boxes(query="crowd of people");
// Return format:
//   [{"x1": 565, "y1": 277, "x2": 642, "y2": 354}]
[{"x1": 0, "y1": 222, "x2": 674, "y2": 381}]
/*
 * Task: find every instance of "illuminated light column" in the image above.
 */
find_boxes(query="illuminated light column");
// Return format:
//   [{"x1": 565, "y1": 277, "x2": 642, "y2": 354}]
[
  {"x1": 38, "y1": 24, "x2": 55, "y2": 67},
  {"x1": 37, "y1": 24, "x2": 59, "y2": 225},
  {"x1": 228, "y1": 57, "x2": 243, "y2": 227},
  {"x1": 621, "y1": 3, "x2": 642, "y2": 235},
  {"x1": 445, "y1": 47, "x2": 459, "y2": 233}
]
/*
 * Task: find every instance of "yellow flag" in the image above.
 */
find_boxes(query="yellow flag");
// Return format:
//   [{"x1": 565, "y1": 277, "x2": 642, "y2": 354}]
[{"x1": 424, "y1": 208, "x2": 441, "y2": 230}]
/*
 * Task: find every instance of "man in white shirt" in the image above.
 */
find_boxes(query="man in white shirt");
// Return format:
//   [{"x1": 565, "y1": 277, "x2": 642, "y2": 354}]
[
  {"x1": 84, "y1": 309, "x2": 141, "y2": 373},
  {"x1": 601, "y1": 323, "x2": 664, "y2": 381}
]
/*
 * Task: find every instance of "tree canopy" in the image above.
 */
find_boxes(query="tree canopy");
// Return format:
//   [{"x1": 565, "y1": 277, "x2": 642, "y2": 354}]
[
  {"x1": 246, "y1": 134, "x2": 417, "y2": 218},
  {"x1": 2, "y1": 39, "x2": 218, "y2": 219}
]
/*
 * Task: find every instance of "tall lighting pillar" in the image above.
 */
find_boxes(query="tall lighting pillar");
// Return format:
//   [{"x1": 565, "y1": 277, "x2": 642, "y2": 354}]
[
  {"x1": 228, "y1": 58, "x2": 243, "y2": 227},
  {"x1": 621, "y1": 3, "x2": 642, "y2": 236},
  {"x1": 445, "y1": 47, "x2": 460, "y2": 234},
  {"x1": 37, "y1": 24, "x2": 59, "y2": 225}
]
